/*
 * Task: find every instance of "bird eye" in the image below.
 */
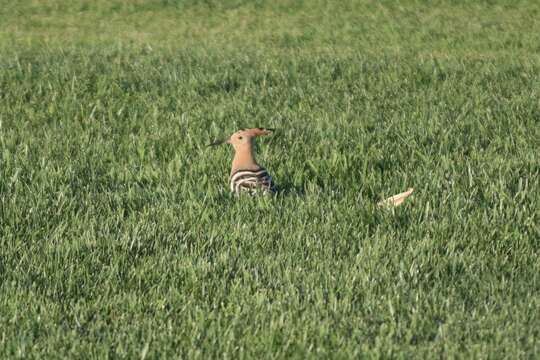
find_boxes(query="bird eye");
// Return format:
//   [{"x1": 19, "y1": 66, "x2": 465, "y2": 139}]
[{"x1": 238, "y1": 136, "x2": 243, "y2": 140}]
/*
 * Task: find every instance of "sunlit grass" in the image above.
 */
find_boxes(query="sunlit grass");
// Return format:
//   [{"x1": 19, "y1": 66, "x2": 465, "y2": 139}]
[{"x1": 1, "y1": 0, "x2": 539, "y2": 358}]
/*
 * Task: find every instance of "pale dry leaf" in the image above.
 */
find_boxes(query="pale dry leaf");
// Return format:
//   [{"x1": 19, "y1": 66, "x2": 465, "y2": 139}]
[{"x1": 378, "y1": 188, "x2": 414, "y2": 208}]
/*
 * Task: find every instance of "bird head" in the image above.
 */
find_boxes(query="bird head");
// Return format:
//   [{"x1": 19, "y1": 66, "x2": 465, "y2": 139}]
[{"x1": 208, "y1": 128, "x2": 274, "y2": 150}]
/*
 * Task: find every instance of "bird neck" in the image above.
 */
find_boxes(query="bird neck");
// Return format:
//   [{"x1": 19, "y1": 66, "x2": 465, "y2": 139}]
[{"x1": 231, "y1": 143, "x2": 259, "y2": 175}]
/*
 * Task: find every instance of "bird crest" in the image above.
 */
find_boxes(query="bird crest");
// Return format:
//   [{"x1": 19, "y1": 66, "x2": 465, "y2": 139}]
[{"x1": 208, "y1": 128, "x2": 274, "y2": 147}]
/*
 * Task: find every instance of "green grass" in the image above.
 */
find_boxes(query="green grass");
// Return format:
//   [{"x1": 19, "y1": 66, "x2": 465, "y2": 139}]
[{"x1": 1, "y1": 0, "x2": 539, "y2": 358}]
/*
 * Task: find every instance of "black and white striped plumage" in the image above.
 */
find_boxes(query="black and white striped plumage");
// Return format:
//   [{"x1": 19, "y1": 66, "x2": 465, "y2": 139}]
[{"x1": 229, "y1": 167, "x2": 276, "y2": 195}]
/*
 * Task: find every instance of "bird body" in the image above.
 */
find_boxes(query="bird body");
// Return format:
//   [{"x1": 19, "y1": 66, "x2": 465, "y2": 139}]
[
  {"x1": 229, "y1": 167, "x2": 274, "y2": 194},
  {"x1": 209, "y1": 128, "x2": 276, "y2": 195}
]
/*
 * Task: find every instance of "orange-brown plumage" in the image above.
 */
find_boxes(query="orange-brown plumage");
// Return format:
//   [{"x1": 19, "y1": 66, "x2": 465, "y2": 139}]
[{"x1": 209, "y1": 128, "x2": 276, "y2": 194}]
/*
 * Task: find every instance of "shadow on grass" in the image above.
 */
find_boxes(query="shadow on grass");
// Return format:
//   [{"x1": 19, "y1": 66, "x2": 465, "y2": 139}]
[{"x1": 275, "y1": 181, "x2": 305, "y2": 196}]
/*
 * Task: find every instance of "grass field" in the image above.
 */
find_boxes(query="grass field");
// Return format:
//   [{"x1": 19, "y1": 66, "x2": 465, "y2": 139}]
[{"x1": 1, "y1": 0, "x2": 539, "y2": 358}]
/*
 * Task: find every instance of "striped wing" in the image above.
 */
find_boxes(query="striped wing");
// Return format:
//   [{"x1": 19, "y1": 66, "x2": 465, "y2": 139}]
[{"x1": 230, "y1": 168, "x2": 276, "y2": 195}]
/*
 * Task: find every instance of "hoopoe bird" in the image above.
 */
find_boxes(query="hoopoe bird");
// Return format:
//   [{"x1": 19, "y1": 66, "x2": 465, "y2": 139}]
[{"x1": 209, "y1": 128, "x2": 276, "y2": 195}]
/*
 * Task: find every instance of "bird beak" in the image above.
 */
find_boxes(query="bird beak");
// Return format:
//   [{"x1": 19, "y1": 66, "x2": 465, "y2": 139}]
[{"x1": 207, "y1": 138, "x2": 227, "y2": 147}]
